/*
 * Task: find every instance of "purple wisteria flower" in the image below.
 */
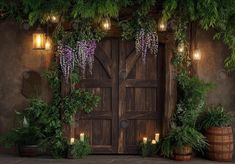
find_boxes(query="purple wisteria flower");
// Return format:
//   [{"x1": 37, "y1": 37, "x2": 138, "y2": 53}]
[
  {"x1": 58, "y1": 42, "x2": 75, "y2": 83},
  {"x1": 135, "y1": 28, "x2": 159, "y2": 63},
  {"x1": 76, "y1": 40, "x2": 97, "y2": 77}
]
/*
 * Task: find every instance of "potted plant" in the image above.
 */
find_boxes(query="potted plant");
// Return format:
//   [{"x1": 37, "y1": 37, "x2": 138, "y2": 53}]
[
  {"x1": 138, "y1": 139, "x2": 158, "y2": 157},
  {"x1": 197, "y1": 105, "x2": 233, "y2": 162},
  {"x1": 68, "y1": 137, "x2": 91, "y2": 159},
  {"x1": 0, "y1": 98, "x2": 47, "y2": 157},
  {"x1": 159, "y1": 126, "x2": 207, "y2": 161}
]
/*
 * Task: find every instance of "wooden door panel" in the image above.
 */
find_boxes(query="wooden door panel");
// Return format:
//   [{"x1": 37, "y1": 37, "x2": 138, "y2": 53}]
[
  {"x1": 119, "y1": 40, "x2": 165, "y2": 153},
  {"x1": 75, "y1": 38, "x2": 118, "y2": 153},
  {"x1": 74, "y1": 38, "x2": 165, "y2": 154}
]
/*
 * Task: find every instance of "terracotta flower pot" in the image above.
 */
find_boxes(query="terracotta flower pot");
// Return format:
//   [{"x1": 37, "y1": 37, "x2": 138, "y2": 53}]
[
  {"x1": 205, "y1": 126, "x2": 233, "y2": 162},
  {"x1": 173, "y1": 145, "x2": 192, "y2": 161}
]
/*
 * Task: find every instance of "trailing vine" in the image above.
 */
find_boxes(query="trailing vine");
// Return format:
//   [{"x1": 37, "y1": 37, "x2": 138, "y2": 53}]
[
  {"x1": 42, "y1": 62, "x2": 100, "y2": 158},
  {"x1": 162, "y1": 0, "x2": 235, "y2": 71}
]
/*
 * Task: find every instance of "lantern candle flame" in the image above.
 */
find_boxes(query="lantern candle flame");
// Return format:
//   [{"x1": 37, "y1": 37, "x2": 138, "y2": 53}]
[{"x1": 193, "y1": 49, "x2": 201, "y2": 61}]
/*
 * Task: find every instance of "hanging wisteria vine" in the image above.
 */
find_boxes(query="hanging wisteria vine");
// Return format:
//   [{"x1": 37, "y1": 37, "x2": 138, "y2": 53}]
[
  {"x1": 58, "y1": 40, "x2": 97, "y2": 82},
  {"x1": 58, "y1": 43, "x2": 75, "y2": 83},
  {"x1": 76, "y1": 40, "x2": 97, "y2": 77},
  {"x1": 135, "y1": 28, "x2": 159, "y2": 63}
]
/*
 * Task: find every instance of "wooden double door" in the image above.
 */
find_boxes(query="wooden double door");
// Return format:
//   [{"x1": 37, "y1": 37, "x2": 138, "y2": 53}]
[{"x1": 74, "y1": 38, "x2": 165, "y2": 154}]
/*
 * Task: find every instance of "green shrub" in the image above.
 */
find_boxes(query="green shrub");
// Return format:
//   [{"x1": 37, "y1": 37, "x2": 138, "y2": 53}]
[
  {"x1": 197, "y1": 105, "x2": 233, "y2": 131},
  {"x1": 158, "y1": 126, "x2": 207, "y2": 158},
  {"x1": 70, "y1": 137, "x2": 91, "y2": 159},
  {"x1": 139, "y1": 140, "x2": 158, "y2": 157}
]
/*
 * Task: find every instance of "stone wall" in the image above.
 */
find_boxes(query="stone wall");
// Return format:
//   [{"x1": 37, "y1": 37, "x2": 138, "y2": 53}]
[
  {"x1": 0, "y1": 21, "x2": 52, "y2": 134},
  {"x1": 196, "y1": 28, "x2": 235, "y2": 156}
]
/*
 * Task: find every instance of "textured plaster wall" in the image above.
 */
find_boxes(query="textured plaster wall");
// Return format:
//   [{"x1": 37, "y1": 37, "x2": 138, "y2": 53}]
[
  {"x1": 196, "y1": 28, "x2": 235, "y2": 150},
  {"x1": 0, "y1": 21, "x2": 234, "y2": 155},
  {"x1": 0, "y1": 21, "x2": 52, "y2": 134}
]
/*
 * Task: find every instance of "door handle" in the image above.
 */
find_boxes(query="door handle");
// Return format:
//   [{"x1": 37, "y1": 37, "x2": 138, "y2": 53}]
[{"x1": 120, "y1": 119, "x2": 129, "y2": 129}]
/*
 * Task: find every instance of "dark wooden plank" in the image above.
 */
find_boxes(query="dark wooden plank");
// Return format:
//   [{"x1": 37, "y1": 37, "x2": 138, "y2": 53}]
[
  {"x1": 125, "y1": 80, "x2": 158, "y2": 87},
  {"x1": 76, "y1": 79, "x2": 112, "y2": 88},
  {"x1": 118, "y1": 40, "x2": 127, "y2": 153},
  {"x1": 163, "y1": 37, "x2": 177, "y2": 137},
  {"x1": 77, "y1": 112, "x2": 113, "y2": 119},
  {"x1": 111, "y1": 38, "x2": 119, "y2": 153},
  {"x1": 92, "y1": 120, "x2": 112, "y2": 145},
  {"x1": 126, "y1": 49, "x2": 140, "y2": 77},
  {"x1": 95, "y1": 45, "x2": 112, "y2": 78},
  {"x1": 124, "y1": 112, "x2": 161, "y2": 120}
]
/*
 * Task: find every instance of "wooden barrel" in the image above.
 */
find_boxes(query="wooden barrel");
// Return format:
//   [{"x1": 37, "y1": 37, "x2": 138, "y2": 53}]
[
  {"x1": 205, "y1": 127, "x2": 233, "y2": 162},
  {"x1": 173, "y1": 145, "x2": 192, "y2": 161}
]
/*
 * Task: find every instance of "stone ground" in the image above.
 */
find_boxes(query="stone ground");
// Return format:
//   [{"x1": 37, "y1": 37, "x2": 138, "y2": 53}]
[{"x1": 0, "y1": 155, "x2": 234, "y2": 164}]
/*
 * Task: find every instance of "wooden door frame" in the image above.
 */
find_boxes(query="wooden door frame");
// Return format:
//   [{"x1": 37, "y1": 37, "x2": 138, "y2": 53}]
[{"x1": 63, "y1": 30, "x2": 176, "y2": 153}]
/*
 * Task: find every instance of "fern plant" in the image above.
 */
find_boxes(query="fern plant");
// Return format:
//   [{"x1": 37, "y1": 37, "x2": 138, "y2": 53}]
[
  {"x1": 158, "y1": 126, "x2": 207, "y2": 158},
  {"x1": 197, "y1": 105, "x2": 233, "y2": 131}
]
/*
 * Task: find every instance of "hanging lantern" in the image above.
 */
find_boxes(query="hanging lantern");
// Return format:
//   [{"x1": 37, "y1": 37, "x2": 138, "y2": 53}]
[
  {"x1": 33, "y1": 27, "x2": 46, "y2": 50},
  {"x1": 177, "y1": 42, "x2": 185, "y2": 53},
  {"x1": 193, "y1": 49, "x2": 201, "y2": 60},
  {"x1": 101, "y1": 17, "x2": 111, "y2": 31},
  {"x1": 158, "y1": 19, "x2": 167, "y2": 32},
  {"x1": 45, "y1": 37, "x2": 51, "y2": 50}
]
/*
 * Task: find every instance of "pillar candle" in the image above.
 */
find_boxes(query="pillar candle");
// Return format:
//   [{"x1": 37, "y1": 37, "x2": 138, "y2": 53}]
[
  {"x1": 151, "y1": 139, "x2": 156, "y2": 144},
  {"x1": 143, "y1": 137, "x2": 147, "y2": 144},
  {"x1": 155, "y1": 133, "x2": 160, "y2": 142},
  {"x1": 70, "y1": 137, "x2": 75, "y2": 145},
  {"x1": 80, "y1": 133, "x2": 85, "y2": 142}
]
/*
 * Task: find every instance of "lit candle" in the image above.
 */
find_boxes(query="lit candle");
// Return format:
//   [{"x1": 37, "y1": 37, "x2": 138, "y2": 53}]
[
  {"x1": 151, "y1": 139, "x2": 156, "y2": 144},
  {"x1": 155, "y1": 133, "x2": 160, "y2": 142},
  {"x1": 80, "y1": 133, "x2": 85, "y2": 142},
  {"x1": 143, "y1": 137, "x2": 148, "y2": 144},
  {"x1": 45, "y1": 38, "x2": 51, "y2": 50},
  {"x1": 70, "y1": 137, "x2": 75, "y2": 145}
]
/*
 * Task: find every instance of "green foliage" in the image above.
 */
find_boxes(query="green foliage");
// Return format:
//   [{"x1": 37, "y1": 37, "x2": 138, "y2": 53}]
[
  {"x1": 72, "y1": 0, "x2": 120, "y2": 19},
  {"x1": 139, "y1": 140, "x2": 158, "y2": 157},
  {"x1": 119, "y1": 15, "x2": 157, "y2": 40},
  {"x1": 174, "y1": 71, "x2": 213, "y2": 128},
  {"x1": 0, "y1": 126, "x2": 44, "y2": 148},
  {"x1": 63, "y1": 89, "x2": 100, "y2": 124},
  {"x1": 21, "y1": 98, "x2": 49, "y2": 125},
  {"x1": 52, "y1": 19, "x2": 104, "y2": 48},
  {"x1": 197, "y1": 105, "x2": 233, "y2": 131},
  {"x1": 119, "y1": 1, "x2": 157, "y2": 40},
  {"x1": 158, "y1": 126, "x2": 207, "y2": 158},
  {"x1": 70, "y1": 137, "x2": 91, "y2": 159},
  {"x1": 0, "y1": 98, "x2": 47, "y2": 148},
  {"x1": 162, "y1": 0, "x2": 235, "y2": 71},
  {"x1": 22, "y1": 0, "x2": 71, "y2": 25},
  {"x1": 42, "y1": 61, "x2": 100, "y2": 158}
]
